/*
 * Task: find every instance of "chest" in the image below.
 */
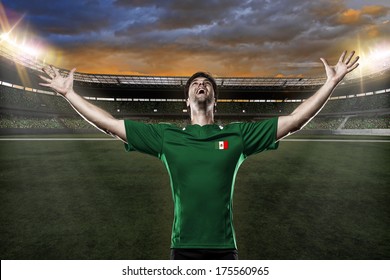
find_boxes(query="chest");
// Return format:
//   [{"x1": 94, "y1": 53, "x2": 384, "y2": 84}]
[{"x1": 162, "y1": 128, "x2": 243, "y2": 173}]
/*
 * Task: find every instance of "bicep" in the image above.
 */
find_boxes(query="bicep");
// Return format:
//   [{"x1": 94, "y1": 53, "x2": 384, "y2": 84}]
[
  {"x1": 277, "y1": 115, "x2": 298, "y2": 140},
  {"x1": 109, "y1": 119, "x2": 127, "y2": 143}
]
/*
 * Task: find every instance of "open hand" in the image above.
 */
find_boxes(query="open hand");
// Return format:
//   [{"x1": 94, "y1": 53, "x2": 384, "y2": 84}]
[
  {"x1": 39, "y1": 66, "x2": 76, "y2": 96},
  {"x1": 320, "y1": 51, "x2": 359, "y2": 84}
]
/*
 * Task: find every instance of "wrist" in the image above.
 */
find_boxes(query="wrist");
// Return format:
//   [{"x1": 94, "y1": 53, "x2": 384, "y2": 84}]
[
  {"x1": 325, "y1": 77, "x2": 340, "y2": 87},
  {"x1": 64, "y1": 88, "x2": 76, "y2": 98}
]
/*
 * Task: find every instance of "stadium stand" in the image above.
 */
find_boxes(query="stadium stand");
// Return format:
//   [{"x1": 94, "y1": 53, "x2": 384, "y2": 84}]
[
  {"x1": 343, "y1": 116, "x2": 389, "y2": 129},
  {"x1": 1, "y1": 82, "x2": 389, "y2": 131},
  {"x1": 1, "y1": 39, "x2": 389, "y2": 134}
]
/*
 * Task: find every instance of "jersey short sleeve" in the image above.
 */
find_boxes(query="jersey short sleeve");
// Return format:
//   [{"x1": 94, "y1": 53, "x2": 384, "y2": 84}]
[
  {"x1": 238, "y1": 117, "x2": 279, "y2": 157},
  {"x1": 124, "y1": 120, "x2": 170, "y2": 158}
]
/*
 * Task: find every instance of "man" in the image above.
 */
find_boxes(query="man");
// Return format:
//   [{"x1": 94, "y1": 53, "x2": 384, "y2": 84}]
[{"x1": 39, "y1": 51, "x2": 359, "y2": 260}]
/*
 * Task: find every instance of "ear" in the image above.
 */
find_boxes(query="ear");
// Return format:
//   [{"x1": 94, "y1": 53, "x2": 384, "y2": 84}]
[{"x1": 186, "y1": 98, "x2": 190, "y2": 107}]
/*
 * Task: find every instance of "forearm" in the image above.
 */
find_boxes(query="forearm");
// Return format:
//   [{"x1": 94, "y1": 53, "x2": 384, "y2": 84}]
[
  {"x1": 277, "y1": 78, "x2": 339, "y2": 140},
  {"x1": 290, "y1": 78, "x2": 339, "y2": 129},
  {"x1": 276, "y1": 51, "x2": 359, "y2": 140},
  {"x1": 64, "y1": 89, "x2": 125, "y2": 139},
  {"x1": 39, "y1": 66, "x2": 126, "y2": 141}
]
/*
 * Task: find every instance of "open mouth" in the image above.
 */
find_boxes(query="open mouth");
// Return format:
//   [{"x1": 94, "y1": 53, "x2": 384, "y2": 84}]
[{"x1": 197, "y1": 89, "x2": 206, "y2": 94}]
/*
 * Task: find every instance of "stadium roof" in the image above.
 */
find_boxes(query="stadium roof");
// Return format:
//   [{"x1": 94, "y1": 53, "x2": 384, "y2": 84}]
[
  {"x1": 0, "y1": 41, "x2": 330, "y2": 88},
  {"x1": 1, "y1": 40, "x2": 390, "y2": 100}
]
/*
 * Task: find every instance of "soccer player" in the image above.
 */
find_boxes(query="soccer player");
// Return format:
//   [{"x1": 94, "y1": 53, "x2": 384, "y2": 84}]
[{"x1": 39, "y1": 51, "x2": 359, "y2": 260}]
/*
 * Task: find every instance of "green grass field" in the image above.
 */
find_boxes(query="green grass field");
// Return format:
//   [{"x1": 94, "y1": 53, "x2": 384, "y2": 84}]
[{"x1": 0, "y1": 134, "x2": 389, "y2": 259}]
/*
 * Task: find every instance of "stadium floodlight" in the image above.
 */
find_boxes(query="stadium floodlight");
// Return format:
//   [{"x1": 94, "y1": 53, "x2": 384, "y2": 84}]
[
  {"x1": 0, "y1": 32, "x2": 10, "y2": 40},
  {"x1": 0, "y1": 31, "x2": 42, "y2": 58},
  {"x1": 368, "y1": 46, "x2": 390, "y2": 63},
  {"x1": 346, "y1": 43, "x2": 390, "y2": 80}
]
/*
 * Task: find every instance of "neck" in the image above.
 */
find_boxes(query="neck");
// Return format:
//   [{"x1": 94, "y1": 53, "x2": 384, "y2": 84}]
[{"x1": 190, "y1": 108, "x2": 214, "y2": 126}]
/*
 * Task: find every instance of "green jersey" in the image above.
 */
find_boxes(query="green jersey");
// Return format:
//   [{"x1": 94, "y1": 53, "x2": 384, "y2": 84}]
[{"x1": 124, "y1": 118, "x2": 279, "y2": 249}]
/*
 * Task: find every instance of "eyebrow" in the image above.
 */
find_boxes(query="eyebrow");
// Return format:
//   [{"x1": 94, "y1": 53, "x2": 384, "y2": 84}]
[{"x1": 191, "y1": 78, "x2": 211, "y2": 84}]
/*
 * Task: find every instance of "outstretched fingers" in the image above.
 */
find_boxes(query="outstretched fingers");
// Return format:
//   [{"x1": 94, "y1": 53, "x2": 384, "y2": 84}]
[
  {"x1": 39, "y1": 70, "x2": 53, "y2": 87},
  {"x1": 39, "y1": 75, "x2": 51, "y2": 83},
  {"x1": 39, "y1": 75, "x2": 51, "y2": 85},
  {"x1": 347, "y1": 61, "x2": 359, "y2": 73},
  {"x1": 344, "y1": 50, "x2": 355, "y2": 65},
  {"x1": 347, "y1": 55, "x2": 359, "y2": 68},
  {"x1": 50, "y1": 65, "x2": 60, "y2": 77},
  {"x1": 42, "y1": 65, "x2": 56, "y2": 78},
  {"x1": 337, "y1": 50, "x2": 360, "y2": 73},
  {"x1": 345, "y1": 51, "x2": 359, "y2": 73},
  {"x1": 68, "y1": 68, "x2": 76, "y2": 79},
  {"x1": 338, "y1": 50, "x2": 347, "y2": 63},
  {"x1": 39, "y1": 82, "x2": 51, "y2": 87},
  {"x1": 320, "y1": 57, "x2": 329, "y2": 67}
]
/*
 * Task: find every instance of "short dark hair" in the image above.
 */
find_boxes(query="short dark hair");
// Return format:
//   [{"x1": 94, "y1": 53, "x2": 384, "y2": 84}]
[{"x1": 184, "y1": 72, "x2": 218, "y2": 101}]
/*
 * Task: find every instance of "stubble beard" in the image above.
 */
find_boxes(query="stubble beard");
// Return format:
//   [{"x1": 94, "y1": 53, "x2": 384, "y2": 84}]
[{"x1": 194, "y1": 94, "x2": 214, "y2": 112}]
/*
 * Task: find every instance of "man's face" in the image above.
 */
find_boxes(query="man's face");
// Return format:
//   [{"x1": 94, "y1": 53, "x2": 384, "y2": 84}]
[{"x1": 186, "y1": 77, "x2": 215, "y2": 108}]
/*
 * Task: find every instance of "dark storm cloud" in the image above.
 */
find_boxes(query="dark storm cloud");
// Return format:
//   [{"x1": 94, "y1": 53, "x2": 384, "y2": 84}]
[
  {"x1": 113, "y1": 0, "x2": 317, "y2": 51},
  {"x1": 1, "y1": 0, "x2": 389, "y2": 76},
  {"x1": 114, "y1": 0, "x2": 241, "y2": 29},
  {"x1": 111, "y1": 0, "x2": 353, "y2": 52},
  {"x1": 3, "y1": 0, "x2": 114, "y2": 36},
  {"x1": 113, "y1": 0, "x2": 243, "y2": 39}
]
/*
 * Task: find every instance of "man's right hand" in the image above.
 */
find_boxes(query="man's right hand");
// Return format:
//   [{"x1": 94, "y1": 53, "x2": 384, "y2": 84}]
[
  {"x1": 38, "y1": 65, "x2": 127, "y2": 142},
  {"x1": 39, "y1": 66, "x2": 76, "y2": 97}
]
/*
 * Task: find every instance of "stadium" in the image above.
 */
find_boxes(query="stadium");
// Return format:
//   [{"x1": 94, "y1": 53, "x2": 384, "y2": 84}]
[{"x1": 1, "y1": 35, "x2": 389, "y2": 260}]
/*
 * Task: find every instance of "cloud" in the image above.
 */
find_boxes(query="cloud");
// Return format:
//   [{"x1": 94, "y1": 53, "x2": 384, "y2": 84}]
[
  {"x1": 337, "y1": 8, "x2": 365, "y2": 24},
  {"x1": 334, "y1": 5, "x2": 390, "y2": 25},
  {"x1": 2, "y1": 0, "x2": 389, "y2": 77},
  {"x1": 114, "y1": 0, "x2": 242, "y2": 32},
  {"x1": 4, "y1": 0, "x2": 133, "y2": 37},
  {"x1": 361, "y1": 5, "x2": 390, "y2": 17}
]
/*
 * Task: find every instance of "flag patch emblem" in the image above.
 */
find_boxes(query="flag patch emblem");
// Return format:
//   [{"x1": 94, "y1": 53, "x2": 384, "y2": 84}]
[{"x1": 216, "y1": 140, "x2": 228, "y2": 150}]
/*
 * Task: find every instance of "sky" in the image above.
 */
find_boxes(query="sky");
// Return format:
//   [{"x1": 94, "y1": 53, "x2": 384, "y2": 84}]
[{"x1": 1, "y1": 0, "x2": 389, "y2": 77}]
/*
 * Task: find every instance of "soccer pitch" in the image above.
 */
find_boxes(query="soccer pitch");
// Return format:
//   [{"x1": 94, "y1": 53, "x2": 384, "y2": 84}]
[{"x1": 0, "y1": 134, "x2": 389, "y2": 260}]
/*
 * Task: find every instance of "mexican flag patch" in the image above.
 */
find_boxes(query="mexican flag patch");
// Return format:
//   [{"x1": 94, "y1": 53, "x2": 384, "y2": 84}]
[{"x1": 216, "y1": 140, "x2": 228, "y2": 150}]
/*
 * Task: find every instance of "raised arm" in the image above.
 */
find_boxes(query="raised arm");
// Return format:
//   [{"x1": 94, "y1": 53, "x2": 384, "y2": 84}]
[
  {"x1": 276, "y1": 51, "x2": 359, "y2": 140},
  {"x1": 39, "y1": 66, "x2": 127, "y2": 142}
]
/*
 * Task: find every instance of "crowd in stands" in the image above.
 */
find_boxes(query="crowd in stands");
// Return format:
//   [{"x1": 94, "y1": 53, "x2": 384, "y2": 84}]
[
  {"x1": 1, "y1": 84, "x2": 389, "y2": 131},
  {"x1": 1, "y1": 113, "x2": 388, "y2": 131},
  {"x1": 0, "y1": 85, "x2": 45, "y2": 111},
  {"x1": 59, "y1": 118, "x2": 95, "y2": 129},
  {"x1": 217, "y1": 101, "x2": 298, "y2": 115},
  {"x1": 343, "y1": 116, "x2": 389, "y2": 129},
  {"x1": 0, "y1": 85, "x2": 72, "y2": 114},
  {"x1": 0, "y1": 114, "x2": 63, "y2": 129},
  {"x1": 302, "y1": 117, "x2": 345, "y2": 130},
  {"x1": 321, "y1": 93, "x2": 389, "y2": 113}
]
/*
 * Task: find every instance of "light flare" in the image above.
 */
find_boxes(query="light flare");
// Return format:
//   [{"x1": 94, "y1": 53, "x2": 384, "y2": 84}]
[
  {"x1": 1, "y1": 31, "x2": 43, "y2": 58},
  {"x1": 347, "y1": 41, "x2": 390, "y2": 81},
  {"x1": 367, "y1": 45, "x2": 390, "y2": 61},
  {"x1": 0, "y1": 5, "x2": 40, "y2": 87}
]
